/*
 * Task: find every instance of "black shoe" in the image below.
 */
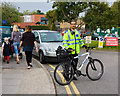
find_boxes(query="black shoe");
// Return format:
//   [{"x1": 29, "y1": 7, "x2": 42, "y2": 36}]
[
  {"x1": 30, "y1": 64, "x2": 33, "y2": 67},
  {"x1": 7, "y1": 61, "x2": 9, "y2": 64},
  {"x1": 11, "y1": 55, "x2": 13, "y2": 58},
  {"x1": 63, "y1": 73, "x2": 69, "y2": 81},
  {"x1": 73, "y1": 76, "x2": 77, "y2": 80},
  {"x1": 3, "y1": 60, "x2": 5, "y2": 62}
]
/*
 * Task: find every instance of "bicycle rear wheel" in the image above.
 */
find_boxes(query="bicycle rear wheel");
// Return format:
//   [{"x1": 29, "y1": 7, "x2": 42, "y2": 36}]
[
  {"x1": 86, "y1": 59, "x2": 104, "y2": 81},
  {"x1": 54, "y1": 62, "x2": 74, "y2": 85}
]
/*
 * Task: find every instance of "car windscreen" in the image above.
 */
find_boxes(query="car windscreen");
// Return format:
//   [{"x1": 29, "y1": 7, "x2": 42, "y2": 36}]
[
  {"x1": 19, "y1": 29, "x2": 24, "y2": 32},
  {"x1": 40, "y1": 32, "x2": 63, "y2": 42},
  {"x1": 94, "y1": 33, "x2": 99, "y2": 36},
  {"x1": 2, "y1": 28, "x2": 12, "y2": 34}
]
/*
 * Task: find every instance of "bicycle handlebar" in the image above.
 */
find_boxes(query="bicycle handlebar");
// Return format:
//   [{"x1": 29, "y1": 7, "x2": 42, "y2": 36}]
[
  {"x1": 86, "y1": 47, "x2": 96, "y2": 52},
  {"x1": 66, "y1": 47, "x2": 96, "y2": 53}
]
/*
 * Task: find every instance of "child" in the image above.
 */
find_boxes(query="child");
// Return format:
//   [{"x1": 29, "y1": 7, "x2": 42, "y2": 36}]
[{"x1": 2, "y1": 37, "x2": 10, "y2": 64}]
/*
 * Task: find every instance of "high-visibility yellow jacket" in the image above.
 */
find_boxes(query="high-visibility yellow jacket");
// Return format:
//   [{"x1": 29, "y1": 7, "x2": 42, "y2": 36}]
[{"x1": 63, "y1": 29, "x2": 84, "y2": 54}]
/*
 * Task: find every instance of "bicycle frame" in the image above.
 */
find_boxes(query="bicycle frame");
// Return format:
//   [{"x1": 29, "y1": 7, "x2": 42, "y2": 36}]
[{"x1": 74, "y1": 52, "x2": 90, "y2": 71}]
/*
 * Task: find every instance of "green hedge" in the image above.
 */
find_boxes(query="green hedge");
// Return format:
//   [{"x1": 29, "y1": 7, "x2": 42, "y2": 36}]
[{"x1": 31, "y1": 25, "x2": 49, "y2": 30}]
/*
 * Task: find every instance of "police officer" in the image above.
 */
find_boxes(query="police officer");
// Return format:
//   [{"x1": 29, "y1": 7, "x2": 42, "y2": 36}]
[{"x1": 63, "y1": 20, "x2": 87, "y2": 80}]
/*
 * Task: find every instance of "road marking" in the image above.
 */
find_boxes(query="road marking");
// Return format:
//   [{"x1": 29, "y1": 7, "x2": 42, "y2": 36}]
[
  {"x1": 50, "y1": 71, "x2": 63, "y2": 72},
  {"x1": 49, "y1": 64, "x2": 72, "y2": 96},
  {"x1": 49, "y1": 64, "x2": 80, "y2": 96},
  {"x1": 70, "y1": 81, "x2": 80, "y2": 96}
]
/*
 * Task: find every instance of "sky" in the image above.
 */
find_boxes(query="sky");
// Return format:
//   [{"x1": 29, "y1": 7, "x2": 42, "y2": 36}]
[
  {"x1": 7, "y1": 2, "x2": 54, "y2": 14},
  {"x1": 1, "y1": 0, "x2": 54, "y2": 14},
  {"x1": 1, "y1": 0, "x2": 116, "y2": 15}
]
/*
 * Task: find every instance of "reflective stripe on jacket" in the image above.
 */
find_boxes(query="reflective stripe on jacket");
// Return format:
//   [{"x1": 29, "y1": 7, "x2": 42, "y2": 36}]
[{"x1": 63, "y1": 29, "x2": 84, "y2": 54}]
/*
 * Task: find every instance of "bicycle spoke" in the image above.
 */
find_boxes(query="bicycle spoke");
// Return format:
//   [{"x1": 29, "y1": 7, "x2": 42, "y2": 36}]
[
  {"x1": 86, "y1": 59, "x2": 104, "y2": 81},
  {"x1": 54, "y1": 62, "x2": 74, "y2": 85}
]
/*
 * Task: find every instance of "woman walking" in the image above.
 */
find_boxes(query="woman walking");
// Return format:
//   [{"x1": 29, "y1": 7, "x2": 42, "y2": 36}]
[
  {"x1": 11, "y1": 25, "x2": 21, "y2": 64},
  {"x1": 19, "y1": 25, "x2": 38, "y2": 69}
]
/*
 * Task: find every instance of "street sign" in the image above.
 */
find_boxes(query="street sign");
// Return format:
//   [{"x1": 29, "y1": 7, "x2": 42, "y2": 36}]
[
  {"x1": 2, "y1": 20, "x2": 7, "y2": 24},
  {"x1": 86, "y1": 36, "x2": 91, "y2": 44},
  {"x1": 98, "y1": 37, "x2": 103, "y2": 48},
  {"x1": 106, "y1": 37, "x2": 118, "y2": 46}
]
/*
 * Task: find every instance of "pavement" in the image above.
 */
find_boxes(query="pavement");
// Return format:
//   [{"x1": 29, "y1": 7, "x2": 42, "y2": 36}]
[{"x1": 1, "y1": 52, "x2": 56, "y2": 95}]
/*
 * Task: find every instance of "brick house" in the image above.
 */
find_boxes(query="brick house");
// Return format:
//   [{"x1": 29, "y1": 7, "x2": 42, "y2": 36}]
[{"x1": 13, "y1": 14, "x2": 48, "y2": 28}]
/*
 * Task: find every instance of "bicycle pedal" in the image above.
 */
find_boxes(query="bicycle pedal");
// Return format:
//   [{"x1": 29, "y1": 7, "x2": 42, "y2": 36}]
[{"x1": 76, "y1": 70, "x2": 81, "y2": 77}]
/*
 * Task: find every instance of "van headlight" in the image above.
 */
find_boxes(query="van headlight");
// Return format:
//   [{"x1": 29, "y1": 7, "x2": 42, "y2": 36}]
[{"x1": 45, "y1": 46, "x2": 55, "y2": 52}]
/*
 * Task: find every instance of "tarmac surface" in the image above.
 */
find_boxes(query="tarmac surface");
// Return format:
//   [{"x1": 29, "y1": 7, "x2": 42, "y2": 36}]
[{"x1": 1, "y1": 53, "x2": 56, "y2": 95}]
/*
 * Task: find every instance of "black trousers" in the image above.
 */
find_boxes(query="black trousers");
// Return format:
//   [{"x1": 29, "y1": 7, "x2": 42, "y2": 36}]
[
  {"x1": 71, "y1": 54, "x2": 78, "y2": 72},
  {"x1": 25, "y1": 51, "x2": 32, "y2": 66}
]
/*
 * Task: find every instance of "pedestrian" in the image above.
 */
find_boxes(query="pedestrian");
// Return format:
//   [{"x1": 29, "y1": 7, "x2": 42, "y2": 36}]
[
  {"x1": 11, "y1": 25, "x2": 21, "y2": 64},
  {"x1": 9, "y1": 37, "x2": 14, "y2": 58},
  {"x1": 62, "y1": 20, "x2": 87, "y2": 80},
  {"x1": 19, "y1": 25, "x2": 38, "y2": 69},
  {"x1": 2, "y1": 37, "x2": 10, "y2": 64}
]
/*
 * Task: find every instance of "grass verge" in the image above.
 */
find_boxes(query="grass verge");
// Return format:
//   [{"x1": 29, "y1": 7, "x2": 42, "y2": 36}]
[{"x1": 82, "y1": 40, "x2": 120, "y2": 52}]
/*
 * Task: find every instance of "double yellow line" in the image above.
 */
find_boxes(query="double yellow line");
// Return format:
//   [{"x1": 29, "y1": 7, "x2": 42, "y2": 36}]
[{"x1": 49, "y1": 64, "x2": 80, "y2": 96}]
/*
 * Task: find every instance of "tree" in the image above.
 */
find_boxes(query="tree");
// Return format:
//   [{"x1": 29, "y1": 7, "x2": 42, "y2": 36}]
[
  {"x1": 100, "y1": 7, "x2": 118, "y2": 30},
  {"x1": 50, "y1": 2, "x2": 105, "y2": 29},
  {"x1": 22, "y1": 10, "x2": 45, "y2": 15},
  {"x1": 111, "y1": 1, "x2": 120, "y2": 27},
  {"x1": 1, "y1": 2, "x2": 22, "y2": 25},
  {"x1": 46, "y1": 10, "x2": 57, "y2": 30},
  {"x1": 52, "y1": 2, "x2": 88, "y2": 23},
  {"x1": 22, "y1": 10, "x2": 30, "y2": 15},
  {"x1": 36, "y1": 10, "x2": 44, "y2": 15},
  {"x1": 82, "y1": 2, "x2": 118, "y2": 31}
]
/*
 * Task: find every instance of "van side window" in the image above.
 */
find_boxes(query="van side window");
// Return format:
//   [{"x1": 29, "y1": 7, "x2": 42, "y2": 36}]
[{"x1": 34, "y1": 32, "x2": 40, "y2": 43}]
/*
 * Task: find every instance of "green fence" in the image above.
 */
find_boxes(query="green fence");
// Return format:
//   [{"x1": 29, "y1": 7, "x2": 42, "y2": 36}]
[
  {"x1": 118, "y1": 27, "x2": 120, "y2": 37},
  {"x1": 95, "y1": 27, "x2": 120, "y2": 37}
]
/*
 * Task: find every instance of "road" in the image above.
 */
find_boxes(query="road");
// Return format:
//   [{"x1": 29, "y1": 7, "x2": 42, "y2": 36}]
[
  {"x1": 41, "y1": 50, "x2": 118, "y2": 95},
  {"x1": 1, "y1": 48, "x2": 118, "y2": 95}
]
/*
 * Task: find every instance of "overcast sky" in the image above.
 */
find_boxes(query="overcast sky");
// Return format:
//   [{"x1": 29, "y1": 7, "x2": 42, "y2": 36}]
[
  {"x1": 10, "y1": 2, "x2": 54, "y2": 14},
  {"x1": 1, "y1": 0, "x2": 115, "y2": 15}
]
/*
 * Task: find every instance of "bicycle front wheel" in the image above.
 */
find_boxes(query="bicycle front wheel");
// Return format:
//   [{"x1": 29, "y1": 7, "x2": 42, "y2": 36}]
[
  {"x1": 54, "y1": 62, "x2": 74, "y2": 85},
  {"x1": 86, "y1": 59, "x2": 104, "y2": 81}
]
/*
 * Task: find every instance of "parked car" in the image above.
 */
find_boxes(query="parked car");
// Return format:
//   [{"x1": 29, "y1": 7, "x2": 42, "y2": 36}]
[
  {"x1": 83, "y1": 31, "x2": 93, "y2": 39},
  {"x1": 32, "y1": 30, "x2": 63, "y2": 63},
  {"x1": 83, "y1": 32, "x2": 92, "y2": 38},
  {"x1": 92, "y1": 33, "x2": 101, "y2": 40},
  {"x1": 19, "y1": 29, "x2": 25, "y2": 35},
  {"x1": 83, "y1": 32, "x2": 101, "y2": 40},
  {"x1": 0, "y1": 28, "x2": 2, "y2": 46},
  {"x1": 104, "y1": 33, "x2": 119, "y2": 41},
  {"x1": 0, "y1": 26, "x2": 12, "y2": 43}
]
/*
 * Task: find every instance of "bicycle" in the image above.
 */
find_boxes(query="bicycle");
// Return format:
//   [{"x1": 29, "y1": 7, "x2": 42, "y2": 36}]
[{"x1": 54, "y1": 46, "x2": 104, "y2": 85}]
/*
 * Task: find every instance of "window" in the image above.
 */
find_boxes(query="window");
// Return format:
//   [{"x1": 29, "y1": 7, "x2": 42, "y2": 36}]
[
  {"x1": 2, "y1": 28, "x2": 12, "y2": 34},
  {"x1": 34, "y1": 32, "x2": 40, "y2": 42},
  {"x1": 40, "y1": 32, "x2": 63, "y2": 42}
]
